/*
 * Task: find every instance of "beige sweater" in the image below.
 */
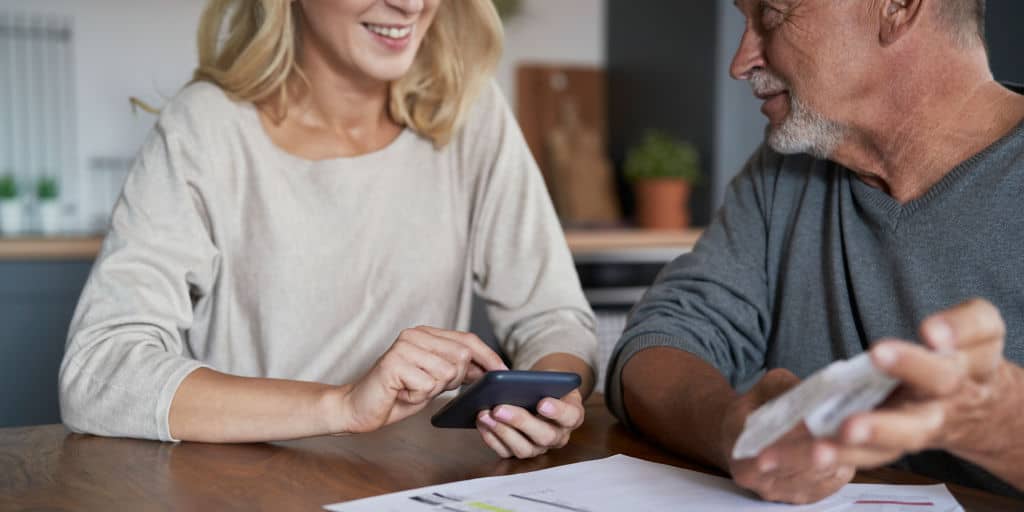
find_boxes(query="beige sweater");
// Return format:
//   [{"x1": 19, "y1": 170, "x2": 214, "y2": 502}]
[{"x1": 59, "y1": 82, "x2": 598, "y2": 441}]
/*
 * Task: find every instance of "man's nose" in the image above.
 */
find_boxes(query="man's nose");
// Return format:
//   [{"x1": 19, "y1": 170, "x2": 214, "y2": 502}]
[{"x1": 730, "y1": 22, "x2": 766, "y2": 80}]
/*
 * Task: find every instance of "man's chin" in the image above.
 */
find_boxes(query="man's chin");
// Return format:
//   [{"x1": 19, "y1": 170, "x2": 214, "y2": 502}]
[{"x1": 768, "y1": 126, "x2": 816, "y2": 156}]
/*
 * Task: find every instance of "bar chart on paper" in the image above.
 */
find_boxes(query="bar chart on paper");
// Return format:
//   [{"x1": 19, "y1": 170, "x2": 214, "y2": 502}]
[
  {"x1": 324, "y1": 455, "x2": 964, "y2": 512},
  {"x1": 406, "y1": 489, "x2": 591, "y2": 512}
]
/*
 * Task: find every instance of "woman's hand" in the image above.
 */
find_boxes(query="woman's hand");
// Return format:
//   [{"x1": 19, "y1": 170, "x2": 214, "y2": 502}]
[
  {"x1": 331, "y1": 326, "x2": 507, "y2": 434},
  {"x1": 474, "y1": 353, "x2": 593, "y2": 459},
  {"x1": 475, "y1": 388, "x2": 585, "y2": 459}
]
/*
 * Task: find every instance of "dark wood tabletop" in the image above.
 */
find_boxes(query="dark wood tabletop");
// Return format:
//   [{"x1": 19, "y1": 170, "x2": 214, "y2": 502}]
[{"x1": 1, "y1": 396, "x2": 1021, "y2": 511}]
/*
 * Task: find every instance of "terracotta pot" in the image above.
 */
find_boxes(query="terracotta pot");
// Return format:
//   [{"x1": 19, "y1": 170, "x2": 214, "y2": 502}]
[{"x1": 634, "y1": 179, "x2": 691, "y2": 229}]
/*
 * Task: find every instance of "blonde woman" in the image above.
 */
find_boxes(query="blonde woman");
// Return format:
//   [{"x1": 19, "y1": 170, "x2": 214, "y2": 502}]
[{"x1": 59, "y1": 0, "x2": 598, "y2": 459}]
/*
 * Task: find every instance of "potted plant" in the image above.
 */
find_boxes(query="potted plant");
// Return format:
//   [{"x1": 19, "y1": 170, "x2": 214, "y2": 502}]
[
  {"x1": 0, "y1": 173, "x2": 23, "y2": 236},
  {"x1": 36, "y1": 175, "x2": 61, "y2": 235},
  {"x1": 492, "y1": 0, "x2": 522, "y2": 20},
  {"x1": 624, "y1": 131, "x2": 701, "y2": 229}
]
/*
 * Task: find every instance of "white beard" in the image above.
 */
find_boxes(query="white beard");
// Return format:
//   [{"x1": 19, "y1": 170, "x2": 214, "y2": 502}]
[{"x1": 750, "y1": 71, "x2": 846, "y2": 159}]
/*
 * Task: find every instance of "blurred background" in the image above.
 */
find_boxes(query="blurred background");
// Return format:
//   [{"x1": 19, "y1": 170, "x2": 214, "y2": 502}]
[{"x1": 1, "y1": 1, "x2": 1022, "y2": 428}]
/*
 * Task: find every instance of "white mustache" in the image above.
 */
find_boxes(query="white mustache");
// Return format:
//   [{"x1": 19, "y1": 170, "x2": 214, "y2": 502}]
[{"x1": 749, "y1": 70, "x2": 788, "y2": 96}]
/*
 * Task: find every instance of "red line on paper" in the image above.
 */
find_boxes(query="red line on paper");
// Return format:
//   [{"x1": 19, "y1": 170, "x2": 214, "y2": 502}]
[{"x1": 854, "y1": 500, "x2": 935, "y2": 506}]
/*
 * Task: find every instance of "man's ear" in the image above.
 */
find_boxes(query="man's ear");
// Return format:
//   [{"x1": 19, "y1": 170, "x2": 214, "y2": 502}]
[{"x1": 879, "y1": 0, "x2": 926, "y2": 46}]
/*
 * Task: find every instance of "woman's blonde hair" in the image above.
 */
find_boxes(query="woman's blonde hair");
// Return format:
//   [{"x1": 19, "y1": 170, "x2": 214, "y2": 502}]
[{"x1": 193, "y1": 0, "x2": 503, "y2": 147}]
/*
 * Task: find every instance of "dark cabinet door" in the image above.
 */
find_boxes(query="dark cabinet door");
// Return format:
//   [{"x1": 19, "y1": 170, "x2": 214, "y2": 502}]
[{"x1": 0, "y1": 261, "x2": 91, "y2": 427}]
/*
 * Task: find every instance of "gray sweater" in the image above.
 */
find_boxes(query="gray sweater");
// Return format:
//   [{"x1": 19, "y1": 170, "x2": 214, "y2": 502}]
[
  {"x1": 60, "y1": 81, "x2": 597, "y2": 442},
  {"x1": 607, "y1": 121, "x2": 1024, "y2": 496}
]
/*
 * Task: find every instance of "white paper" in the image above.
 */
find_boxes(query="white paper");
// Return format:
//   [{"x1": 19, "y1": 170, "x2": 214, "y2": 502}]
[
  {"x1": 733, "y1": 354, "x2": 899, "y2": 459},
  {"x1": 323, "y1": 455, "x2": 962, "y2": 512}
]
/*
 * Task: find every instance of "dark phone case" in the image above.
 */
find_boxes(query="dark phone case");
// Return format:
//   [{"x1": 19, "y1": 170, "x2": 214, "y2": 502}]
[{"x1": 430, "y1": 371, "x2": 582, "y2": 428}]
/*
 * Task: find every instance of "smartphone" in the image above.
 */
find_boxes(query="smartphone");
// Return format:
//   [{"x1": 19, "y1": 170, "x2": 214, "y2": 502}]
[{"x1": 430, "y1": 370, "x2": 582, "y2": 428}]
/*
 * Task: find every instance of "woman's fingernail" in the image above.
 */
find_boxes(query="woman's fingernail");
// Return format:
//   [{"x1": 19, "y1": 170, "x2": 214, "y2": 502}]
[
  {"x1": 928, "y1": 320, "x2": 954, "y2": 352},
  {"x1": 874, "y1": 345, "x2": 897, "y2": 367},
  {"x1": 494, "y1": 407, "x2": 513, "y2": 422},
  {"x1": 539, "y1": 401, "x2": 557, "y2": 416},
  {"x1": 758, "y1": 456, "x2": 777, "y2": 473},
  {"x1": 479, "y1": 412, "x2": 497, "y2": 429}
]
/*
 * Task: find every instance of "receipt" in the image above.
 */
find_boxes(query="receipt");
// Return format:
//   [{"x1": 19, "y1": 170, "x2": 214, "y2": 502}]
[{"x1": 732, "y1": 353, "x2": 899, "y2": 460}]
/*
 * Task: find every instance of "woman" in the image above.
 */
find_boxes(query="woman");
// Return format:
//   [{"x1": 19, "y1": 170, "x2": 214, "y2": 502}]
[{"x1": 59, "y1": 0, "x2": 598, "y2": 460}]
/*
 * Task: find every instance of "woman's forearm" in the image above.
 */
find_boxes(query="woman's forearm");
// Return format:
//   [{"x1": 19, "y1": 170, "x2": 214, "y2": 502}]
[
  {"x1": 168, "y1": 367, "x2": 347, "y2": 443},
  {"x1": 530, "y1": 353, "x2": 595, "y2": 399}
]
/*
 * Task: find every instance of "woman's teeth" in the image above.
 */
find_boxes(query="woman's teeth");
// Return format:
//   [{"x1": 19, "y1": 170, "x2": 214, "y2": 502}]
[{"x1": 365, "y1": 24, "x2": 411, "y2": 39}]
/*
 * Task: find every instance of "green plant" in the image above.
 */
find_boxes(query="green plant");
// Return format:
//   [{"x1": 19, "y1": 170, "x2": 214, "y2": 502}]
[
  {"x1": 37, "y1": 176, "x2": 59, "y2": 201},
  {"x1": 0, "y1": 174, "x2": 18, "y2": 200},
  {"x1": 624, "y1": 131, "x2": 701, "y2": 184},
  {"x1": 492, "y1": 0, "x2": 522, "y2": 20}
]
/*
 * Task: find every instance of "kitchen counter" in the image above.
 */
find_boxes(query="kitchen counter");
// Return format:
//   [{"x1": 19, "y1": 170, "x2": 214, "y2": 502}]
[
  {"x1": 0, "y1": 229, "x2": 704, "y2": 262},
  {"x1": 0, "y1": 236, "x2": 103, "y2": 261}
]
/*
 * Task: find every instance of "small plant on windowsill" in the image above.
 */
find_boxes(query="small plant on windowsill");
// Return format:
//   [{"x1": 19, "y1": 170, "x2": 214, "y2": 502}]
[
  {"x1": 0, "y1": 174, "x2": 16, "y2": 200},
  {"x1": 0, "y1": 173, "x2": 24, "y2": 236},
  {"x1": 492, "y1": 0, "x2": 522, "y2": 20},
  {"x1": 36, "y1": 175, "x2": 61, "y2": 236},
  {"x1": 624, "y1": 131, "x2": 701, "y2": 229},
  {"x1": 37, "y1": 176, "x2": 58, "y2": 201}
]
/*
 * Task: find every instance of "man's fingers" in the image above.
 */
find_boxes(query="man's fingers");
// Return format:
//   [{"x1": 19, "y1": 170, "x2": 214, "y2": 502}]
[
  {"x1": 920, "y1": 298, "x2": 1005, "y2": 353},
  {"x1": 756, "y1": 430, "x2": 835, "y2": 478},
  {"x1": 958, "y1": 341, "x2": 1007, "y2": 381},
  {"x1": 754, "y1": 368, "x2": 801, "y2": 403},
  {"x1": 825, "y1": 439, "x2": 905, "y2": 470},
  {"x1": 415, "y1": 326, "x2": 509, "y2": 372},
  {"x1": 870, "y1": 340, "x2": 967, "y2": 397},
  {"x1": 735, "y1": 437, "x2": 854, "y2": 505},
  {"x1": 838, "y1": 403, "x2": 945, "y2": 454}
]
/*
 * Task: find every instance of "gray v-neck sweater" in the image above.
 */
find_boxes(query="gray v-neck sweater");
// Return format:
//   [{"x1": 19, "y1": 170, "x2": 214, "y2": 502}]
[
  {"x1": 59, "y1": 81, "x2": 597, "y2": 442},
  {"x1": 607, "y1": 121, "x2": 1024, "y2": 496}
]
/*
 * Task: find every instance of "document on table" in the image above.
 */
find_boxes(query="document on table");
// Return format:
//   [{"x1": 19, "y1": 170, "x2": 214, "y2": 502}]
[{"x1": 323, "y1": 455, "x2": 963, "y2": 512}]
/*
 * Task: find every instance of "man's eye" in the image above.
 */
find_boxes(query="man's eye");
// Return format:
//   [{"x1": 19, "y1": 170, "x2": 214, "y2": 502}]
[{"x1": 760, "y1": 3, "x2": 785, "y2": 30}]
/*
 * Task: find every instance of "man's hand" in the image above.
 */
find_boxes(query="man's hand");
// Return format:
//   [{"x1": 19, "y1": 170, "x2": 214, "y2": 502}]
[
  {"x1": 722, "y1": 369, "x2": 856, "y2": 504},
  {"x1": 826, "y1": 298, "x2": 1019, "y2": 471}
]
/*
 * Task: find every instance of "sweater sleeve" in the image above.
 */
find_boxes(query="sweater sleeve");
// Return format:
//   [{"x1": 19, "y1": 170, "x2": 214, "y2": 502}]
[
  {"x1": 462, "y1": 82, "x2": 598, "y2": 373},
  {"x1": 605, "y1": 144, "x2": 778, "y2": 428},
  {"x1": 59, "y1": 95, "x2": 221, "y2": 441}
]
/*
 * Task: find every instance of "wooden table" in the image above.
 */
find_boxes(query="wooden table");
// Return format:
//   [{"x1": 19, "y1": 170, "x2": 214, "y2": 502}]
[{"x1": 2, "y1": 398, "x2": 1020, "y2": 511}]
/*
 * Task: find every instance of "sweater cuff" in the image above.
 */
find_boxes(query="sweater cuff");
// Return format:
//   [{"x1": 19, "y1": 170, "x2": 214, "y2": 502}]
[
  {"x1": 511, "y1": 323, "x2": 599, "y2": 377},
  {"x1": 156, "y1": 362, "x2": 209, "y2": 442}
]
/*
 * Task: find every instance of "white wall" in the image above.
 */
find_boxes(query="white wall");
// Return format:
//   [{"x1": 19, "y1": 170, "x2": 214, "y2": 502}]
[
  {"x1": 496, "y1": 0, "x2": 606, "y2": 108},
  {"x1": 0, "y1": 0, "x2": 206, "y2": 232},
  {"x1": 0, "y1": 0, "x2": 604, "y2": 232}
]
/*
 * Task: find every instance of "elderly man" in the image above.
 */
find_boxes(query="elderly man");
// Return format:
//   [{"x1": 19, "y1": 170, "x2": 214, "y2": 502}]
[{"x1": 606, "y1": 0, "x2": 1024, "y2": 505}]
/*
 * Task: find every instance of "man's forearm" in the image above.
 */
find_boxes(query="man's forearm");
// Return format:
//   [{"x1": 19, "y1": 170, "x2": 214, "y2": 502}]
[
  {"x1": 948, "y1": 362, "x2": 1024, "y2": 490},
  {"x1": 621, "y1": 347, "x2": 738, "y2": 470}
]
